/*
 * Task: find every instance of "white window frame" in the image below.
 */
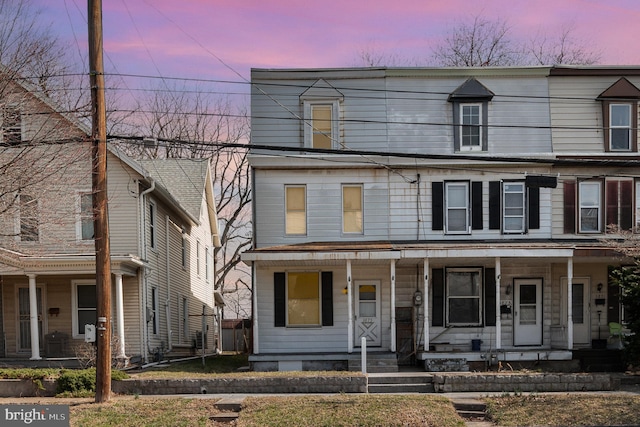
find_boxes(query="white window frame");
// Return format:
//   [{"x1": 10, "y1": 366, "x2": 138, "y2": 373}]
[
  {"x1": 609, "y1": 103, "x2": 632, "y2": 151},
  {"x1": 181, "y1": 235, "x2": 187, "y2": 269},
  {"x1": 579, "y1": 181, "x2": 602, "y2": 233},
  {"x1": 181, "y1": 296, "x2": 189, "y2": 343},
  {"x1": 76, "y1": 191, "x2": 94, "y2": 241},
  {"x1": 459, "y1": 103, "x2": 482, "y2": 151},
  {"x1": 149, "y1": 201, "x2": 157, "y2": 249},
  {"x1": 205, "y1": 246, "x2": 210, "y2": 282},
  {"x1": 636, "y1": 180, "x2": 640, "y2": 231},
  {"x1": 286, "y1": 271, "x2": 321, "y2": 327},
  {"x1": 503, "y1": 182, "x2": 525, "y2": 234},
  {"x1": 446, "y1": 268, "x2": 482, "y2": 326},
  {"x1": 71, "y1": 280, "x2": 96, "y2": 339},
  {"x1": 285, "y1": 185, "x2": 307, "y2": 235},
  {"x1": 445, "y1": 182, "x2": 470, "y2": 234},
  {"x1": 196, "y1": 240, "x2": 202, "y2": 277},
  {"x1": 303, "y1": 100, "x2": 340, "y2": 149},
  {"x1": 342, "y1": 184, "x2": 363, "y2": 234}
]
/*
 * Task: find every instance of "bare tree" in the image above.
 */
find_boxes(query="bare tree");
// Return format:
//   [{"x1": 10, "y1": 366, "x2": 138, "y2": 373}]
[
  {"x1": 120, "y1": 84, "x2": 252, "y2": 315},
  {"x1": 527, "y1": 25, "x2": 601, "y2": 66},
  {"x1": 431, "y1": 15, "x2": 524, "y2": 67}
]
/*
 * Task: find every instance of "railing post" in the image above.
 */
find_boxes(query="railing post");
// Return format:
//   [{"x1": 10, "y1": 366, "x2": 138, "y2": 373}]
[{"x1": 361, "y1": 337, "x2": 367, "y2": 375}]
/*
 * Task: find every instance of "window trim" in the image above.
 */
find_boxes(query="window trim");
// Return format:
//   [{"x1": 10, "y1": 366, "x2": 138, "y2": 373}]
[
  {"x1": 149, "y1": 201, "x2": 157, "y2": 249},
  {"x1": 578, "y1": 180, "x2": 603, "y2": 233},
  {"x1": 181, "y1": 235, "x2": 187, "y2": 269},
  {"x1": 609, "y1": 103, "x2": 632, "y2": 151},
  {"x1": 196, "y1": 239, "x2": 202, "y2": 277},
  {"x1": 459, "y1": 103, "x2": 482, "y2": 151},
  {"x1": 445, "y1": 181, "x2": 470, "y2": 234},
  {"x1": 2, "y1": 105, "x2": 22, "y2": 145},
  {"x1": 502, "y1": 181, "x2": 526, "y2": 234},
  {"x1": 18, "y1": 193, "x2": 39, "y2": 242},
  {"x1": 151, "y1": 286, "x2": 159, "y2": 335},
  {"x1": 71, "y1": 280, "x2": 96, "y2": 339},
  {"x1": 286, "y1": 271, "x2": 321, "y2": 327},
  {"x1": 445, "y1": 267, "x2": 483, "y2": 327},
  {"x1": 77, "y1": 191, "x2": 94, "y2": 241},
  {"x1": 285, "y1": 185, "x2": 307, "y2": 236},
  {"x1": 303, "y1": 100, "x2": 340, "y2": 149},
  {"x1": 342, "y1": 184, "x2": 363, "y2": 234}
]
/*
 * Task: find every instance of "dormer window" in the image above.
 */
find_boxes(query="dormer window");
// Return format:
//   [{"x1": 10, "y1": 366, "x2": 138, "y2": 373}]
[
  {"x1": 449, "y1": 78, "x2": 494, "y2": 153},
  {"x1": 598, "y1": 78, "x2": 640, "y2": 152}
]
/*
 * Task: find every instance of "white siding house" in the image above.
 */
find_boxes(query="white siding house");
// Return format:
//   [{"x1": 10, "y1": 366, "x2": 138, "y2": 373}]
[
  {"x1": 0, "y1": 76, "x2": 222, "y2": 363},
  {"x1": 243, "y1": 66, "x2": 639, "y2": 372}
]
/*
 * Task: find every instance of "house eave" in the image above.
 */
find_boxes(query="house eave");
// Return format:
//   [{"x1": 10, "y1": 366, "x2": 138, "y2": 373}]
[{"x1": 0, "y1": 253, "x2": 144, "y2": 276}]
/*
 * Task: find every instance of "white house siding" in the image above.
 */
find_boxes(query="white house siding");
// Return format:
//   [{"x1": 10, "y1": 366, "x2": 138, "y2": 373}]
[
  {"x1": 549, "y1": 76, "x2": 640, "y2": 153},
  {"x1": 253, "y1": 168, "x2": 390, "y2": 248},
  {"x1": 107, "y1": 154, "x2": 141, "y2": 256}
]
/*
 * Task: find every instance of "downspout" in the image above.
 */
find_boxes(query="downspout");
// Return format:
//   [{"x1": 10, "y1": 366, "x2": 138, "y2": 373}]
[
  {"x1": 139, "y1": 178, "x2": 155, "y2": 363},
  {"x1": 165, "y1": 215, "x2": 172, "y2": 352}
]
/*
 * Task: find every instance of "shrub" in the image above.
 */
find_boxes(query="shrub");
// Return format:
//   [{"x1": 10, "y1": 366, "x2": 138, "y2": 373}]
[{"x1": 56, "y1": 369, "x2": 96, "y2": 395}]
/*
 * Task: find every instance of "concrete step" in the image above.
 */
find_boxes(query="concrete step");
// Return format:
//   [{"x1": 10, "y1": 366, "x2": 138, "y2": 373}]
[
  {"x1": 368, "y1": 374, "x2": 434, "y2": 385},
  {"x1": 210, "y1": 412, "x2": 239, "y2": 423},
  {"x1": 368, "y1": 383, "x2": 435, "y2": 393},
  {"x1": 451, "y1": 398, "x2": 487, "y2": 422},
  {"x1": 215, "y1": 396, "x2": 244, "y2": 412}
]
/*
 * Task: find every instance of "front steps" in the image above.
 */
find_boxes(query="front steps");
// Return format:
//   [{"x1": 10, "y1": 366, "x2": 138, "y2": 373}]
[
  {"x1": 348, "y1": 352, "x2": 399, "y2": 373},
  {"x1": 367, "y1": 373, "x2": 435, "y2": 393}
]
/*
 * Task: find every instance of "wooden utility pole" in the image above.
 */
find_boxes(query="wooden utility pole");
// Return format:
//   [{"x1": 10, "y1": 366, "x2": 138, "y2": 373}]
[{"x1": 88, "y1": 0, "x2": 112, "y2": 403}]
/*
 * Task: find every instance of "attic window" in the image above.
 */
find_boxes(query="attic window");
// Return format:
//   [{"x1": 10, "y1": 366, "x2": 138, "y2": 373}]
[
  {"x1": 597, "y1": 78, "x2": 640, "y2": 152},
  {"x1": 448, "y1": 78, "x2": 494, "y2": 152},
  {"x1": 300, "y1": 79, "x2": 343, "y2": 150}
]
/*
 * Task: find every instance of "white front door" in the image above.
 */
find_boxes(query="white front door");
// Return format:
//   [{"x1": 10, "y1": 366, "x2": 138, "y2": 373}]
[
  {"x1": 513, "y1": 278, "x2": 543, "y2": 346},
  {"x1": 562, "y1": 278, "x2": 591, "y2": 347},
  {"x1": 354, "y1": 280, "x2": 381, "y2": 347}
]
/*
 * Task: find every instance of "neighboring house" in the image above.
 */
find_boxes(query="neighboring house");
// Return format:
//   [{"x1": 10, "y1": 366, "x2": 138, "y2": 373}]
[
  {"x1": 0, "y1": 74, "x2": 222, "y2": 362},
  {"x1": 243, "y1": 66, "x2": 639, "y2": 372}
]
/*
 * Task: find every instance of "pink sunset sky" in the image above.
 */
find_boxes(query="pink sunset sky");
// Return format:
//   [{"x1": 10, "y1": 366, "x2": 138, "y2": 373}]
[{"x1": 36, "y1": 0, "x2": 640, "y2": 84}]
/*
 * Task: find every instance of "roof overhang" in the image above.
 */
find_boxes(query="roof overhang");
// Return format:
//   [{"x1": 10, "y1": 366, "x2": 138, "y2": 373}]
[{"x1": 0, "y1": 252, "x2": 144, "y2": 276}]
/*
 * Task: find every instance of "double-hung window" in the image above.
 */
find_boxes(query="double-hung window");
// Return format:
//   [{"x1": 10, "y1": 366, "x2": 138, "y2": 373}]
[
  {"x1": 446, "y1": 268, "x2": 482, "y2": 326},
  {"x1": 300, "y1": 81, "x2": 343, "y2": 150},
  {"x1": 149, "y1": 201, "x2": 156, "y2": 249},
  {"x1": 311, "y1": 105, "x2": 334, "y2": 149},
  {"x1": 460, "y1": 104, "x2": 482, "y2": 150},
  {"x1": 287, "y1": 272, "x2": 320, "y2": 326},
  {"x1": 2, "y1": 105, "x2": 21, "y2": 145},
  {"x1": 72, "y1": 281, "x2": 96, "y2": 339},
  {"x1": 342, "y1": 185, "x2": 363, "y2": 234},
  {"x1": 503, "y1": 182, "x2": 525, "y2": 233},
  {"x1": 445, "y1": 182, "x2": 469, "y2": 234},
  {"x1": 19, "y1": 194, "x2": 38, "y2": 241},
  {"x1": 579, "y1": 181, "x2": 602, "y2": 233},
  {"x1": 285, "y1": 185, "x2": 306, "y2": 235},
  {"x1": 79, "y1": 192, "x2": 94, "y2": 240},
  {"x1": 609, "y1": 104, "x2": 632, "y2": 151}
]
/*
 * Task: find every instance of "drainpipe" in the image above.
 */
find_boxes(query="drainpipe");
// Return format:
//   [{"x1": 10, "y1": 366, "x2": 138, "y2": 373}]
[
  {"x1": 139, "y1": 178, "x2": 155, "y2": 363},
  {"x1": 390, "y1": 260, "x2": 396, "y2": 352},
  {"x1": 165, "y1": 215, "x2": 173, "y2": 352},
  {"x1": 423, "y1": 258, "x2": 429, "y2": 353},
  {"x1": 567, "y1": 257, "x2": 574, "y2": 350},
  {"x1": 347, "y1": 260, "x2": 353, "y2": 354}
]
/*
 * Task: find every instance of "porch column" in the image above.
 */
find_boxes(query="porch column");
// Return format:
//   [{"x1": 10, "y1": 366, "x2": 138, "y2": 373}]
[
  {"x1": 114, "y1": 274, "x2": 126, "y2": 359},
  {"x1": 567, "y1": 257, "x2": 574, "y2": 350},
  {"x1": 390, "y1": 260, "x2": 396, "y2": 352},
  {"x1": 27, "y1": 274, "x2": 41, "y2": 360},
  {"x1": 252, "y1": 262, "x2": 259, "y2": 354},
  {"x1": 423, "y1": 258, "x2": 430, "y2": 352},
  {"x1": 347, "y1": 260, "x2": 353, "y2": 353},
  {"x1": 495, "y1": 257, "x2": 502, "y2": 350}
]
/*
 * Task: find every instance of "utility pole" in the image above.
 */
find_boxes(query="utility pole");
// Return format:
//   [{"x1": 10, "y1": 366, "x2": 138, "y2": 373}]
[{"x1": 88, "y1": 0, "x2": 112, "y2": 403}]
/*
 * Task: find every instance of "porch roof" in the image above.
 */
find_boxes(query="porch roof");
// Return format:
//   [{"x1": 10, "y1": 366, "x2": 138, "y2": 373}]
[
  {"x1": 0, "y1": 248, "x2": 144, "y2": 276},
  {"x1": 241, "y1": 240, "x2": 624, "y2": 266}
]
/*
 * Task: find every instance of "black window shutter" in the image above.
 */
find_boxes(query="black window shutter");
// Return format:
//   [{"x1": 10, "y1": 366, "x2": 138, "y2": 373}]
[
  {"x1": 489, "y1": 181, "x2": 501, "y2": 230},
  {"x1": 484, "y1": 268, "x2": 496, "y2": 326},
  {"x1": 472, "y1": 181, "x2": 483, "y2": 230},
  {"x1": 432, "y1": 182, "x2": 444, "y2": 231},
  {"x1": 274, "y1": 272, "x2": 286, "y2": 327},
  {"x1": 321, "y1": 272, "x2": 333, "y2": 326},
  {"x1": 620, "y1": 180, "x2": 633, "y2": 230},
  {"x1": 606, "y1": 180, "x2": 619, "y2": 227},
  {"x1": 432, "y1": 268, "x2": 444, "y2": 326},
  {"x1": 563, "y1": 181, "x2": 576, "y2": 234},
  {"x1": 528, "y1": 187, "x2": 540, "y2": 230}
]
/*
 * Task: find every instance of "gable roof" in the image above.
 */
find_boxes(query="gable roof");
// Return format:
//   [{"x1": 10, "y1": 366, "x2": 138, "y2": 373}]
[{"x1": 139, "y1": 158, "x2": 220, "y2": 247}]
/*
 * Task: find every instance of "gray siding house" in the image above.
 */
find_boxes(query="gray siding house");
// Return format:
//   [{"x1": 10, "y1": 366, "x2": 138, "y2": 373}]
[{"x1": 243, "y1": 66, "x2": 638, "y2": 371}]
